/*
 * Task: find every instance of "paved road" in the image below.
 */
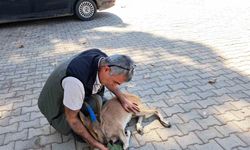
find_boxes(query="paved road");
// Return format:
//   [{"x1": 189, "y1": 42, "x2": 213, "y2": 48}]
[{"x1": 0, "y1": 0, "x2": 249, "y2": 149}]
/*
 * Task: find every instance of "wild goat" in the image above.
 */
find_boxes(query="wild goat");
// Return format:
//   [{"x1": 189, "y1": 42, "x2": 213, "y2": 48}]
[{"x1": 80, "y1": 93, "x2": 171, "y2": 149}]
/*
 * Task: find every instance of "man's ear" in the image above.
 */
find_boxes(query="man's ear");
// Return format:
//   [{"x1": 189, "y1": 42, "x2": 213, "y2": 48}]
[
  {"x1": 105, "y1": 65, "x2": 110, "y2": 71},
  {"x1": 104, "y1": 65, "x2": 111, "y2": 74}
]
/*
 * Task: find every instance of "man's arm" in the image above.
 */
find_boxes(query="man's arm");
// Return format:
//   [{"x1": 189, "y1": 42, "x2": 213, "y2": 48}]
[
  {"x1": 106, "y1": 85, "x2": 139, "y2": 113},
  {"x1": 64, "y1": 107, "x2": 108, "y2": 150}
]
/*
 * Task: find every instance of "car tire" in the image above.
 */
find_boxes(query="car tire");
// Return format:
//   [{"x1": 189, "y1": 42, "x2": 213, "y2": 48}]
[{"x1": 75, "y1": 0, "x2": 97, "y2": 21}]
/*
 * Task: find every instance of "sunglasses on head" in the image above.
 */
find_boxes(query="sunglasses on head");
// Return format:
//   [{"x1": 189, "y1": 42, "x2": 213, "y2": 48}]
[{"x1": 108, "y1": 64, "x2": 135, "y2": 73}]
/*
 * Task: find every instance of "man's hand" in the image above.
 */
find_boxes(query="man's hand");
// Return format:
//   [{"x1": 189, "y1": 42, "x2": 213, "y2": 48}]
[
  {"x1": 97, "y1": 144, "x2": 109, "y2": 150},
  {"x1": 106, "y1": 84, "x2": 140, "y2": 113},
  {"x1": 64, "y1": 107, "x2": 108, "y2": 150},
  {"x1": 120, "y1": 97, "x2": 140, "y2": 114}
]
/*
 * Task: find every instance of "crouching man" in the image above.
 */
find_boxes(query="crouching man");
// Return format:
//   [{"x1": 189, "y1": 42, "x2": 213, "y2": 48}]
[{"x1": 38, "y1": 49, "x2": 139, "y2": 150}]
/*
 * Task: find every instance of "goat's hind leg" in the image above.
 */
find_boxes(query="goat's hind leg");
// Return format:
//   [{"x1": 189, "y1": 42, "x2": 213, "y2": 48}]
[
  {"x1": 136, "y1": 116, "x2": 144, "y2": 135},
  {"x1": 139, "y1": 109, "x2": 171, "y2": 128},
  {"x1": 154, "y1": 110, "x2": 171, "y2": 128}
]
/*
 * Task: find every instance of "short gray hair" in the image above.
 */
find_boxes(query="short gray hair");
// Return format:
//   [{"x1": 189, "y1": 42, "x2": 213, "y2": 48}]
[{"x1": 100, "y1": 54, "x2": 135, "y2": 81}]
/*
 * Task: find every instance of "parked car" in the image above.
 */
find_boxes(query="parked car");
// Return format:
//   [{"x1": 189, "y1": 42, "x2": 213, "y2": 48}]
[{"x1": 0, "y1": 0, "x2": 116, "y2": 23}]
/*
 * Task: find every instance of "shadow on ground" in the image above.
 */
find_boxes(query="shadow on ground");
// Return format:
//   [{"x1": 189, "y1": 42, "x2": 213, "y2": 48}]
[{"x1": 0, "y1": 11, "x2": 249, "y2": 149}]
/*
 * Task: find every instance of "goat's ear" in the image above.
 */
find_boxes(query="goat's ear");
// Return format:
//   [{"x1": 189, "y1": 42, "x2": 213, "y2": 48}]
[
  {"x1": 79, "y1": 112, "x2": 91, "y2": 127},
  {"x1": 92, "y1": 121, "x2": 100, "y2": 127},
  {"x1": 92, "y1": 121, "x2": 101, "y2": 132}
]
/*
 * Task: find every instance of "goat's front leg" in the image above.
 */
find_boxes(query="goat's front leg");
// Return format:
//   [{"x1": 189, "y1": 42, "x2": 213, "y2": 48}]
[{"x1": 136, "y1": 116, "x2": 144, "y2": 134}]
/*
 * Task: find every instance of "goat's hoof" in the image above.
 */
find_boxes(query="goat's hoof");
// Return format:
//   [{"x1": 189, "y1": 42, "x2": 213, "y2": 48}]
[
  {"x1": 123, "y1": 141, "x2": 130, "y2": 150},
  {"x1": 138, "y1": 129, "x2": 144, "y2": 135},
  {"x1": 123, "y1": 146, "x2": 129, "y2": 150},
  {"x1": 161, "y1": 121, "x2": 171, "y2": 128},
  {"x1": 137, "y1": 127, "x2": 144, "y2": 135},
  {"x1": 123, "y1": 148, "x2": 128, "y2": 150},
  {"x1": 136, "y1": 124, "x2": 144, "y2": 135}
]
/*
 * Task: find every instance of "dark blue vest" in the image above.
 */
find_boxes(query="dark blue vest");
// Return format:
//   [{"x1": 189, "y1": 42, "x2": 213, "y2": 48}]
[
  {"x1": 38, "y1": 49, "x2": 107, "y2": 135},
  {"x1": 66, "y1": 49, "x2": 107, "y2": 97}
]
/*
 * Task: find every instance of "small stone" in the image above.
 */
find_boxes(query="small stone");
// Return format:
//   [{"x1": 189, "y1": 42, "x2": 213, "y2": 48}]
[
  {"x1": 126, "y1": 83, "x2": 136, "y2": 87},
  {"x1": 17, "y1": 44, "x2": 24, "y2": 48},
  {"x1": 208, "y1": 78, "x2": 217, "y2": 84},
  {"x1": 144, "y1": 73, "x2": 150, "y2": 79},
  {"x1": 203, "y1": 111, "x2": 208, "y2": 116}
]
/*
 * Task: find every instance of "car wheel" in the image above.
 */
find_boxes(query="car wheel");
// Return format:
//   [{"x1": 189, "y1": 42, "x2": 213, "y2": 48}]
[{"x1": 75, "y1": 0, "x2": 97, "y2": 21}]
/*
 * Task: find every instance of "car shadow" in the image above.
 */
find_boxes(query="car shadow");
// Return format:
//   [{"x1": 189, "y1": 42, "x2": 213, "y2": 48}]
[{"x1": 0, "y1": 12, "x2": 127, "y2": 29}]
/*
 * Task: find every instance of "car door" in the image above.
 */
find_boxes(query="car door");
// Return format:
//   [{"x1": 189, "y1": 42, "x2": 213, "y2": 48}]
[
  {"x1": 32, "y1": 0, "x2": 73, "y2": 16},
  {"x1": 0, "y1": 0, "x2": 32, "y2": 20}
]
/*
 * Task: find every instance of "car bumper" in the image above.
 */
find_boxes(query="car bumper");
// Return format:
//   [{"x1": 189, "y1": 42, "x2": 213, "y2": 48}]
[{"x1": 97, "y1": 0, "x2": 116, "y2": 10}]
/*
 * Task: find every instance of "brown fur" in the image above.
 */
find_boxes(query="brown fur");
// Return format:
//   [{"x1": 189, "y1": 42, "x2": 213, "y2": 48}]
[
  {"x1": 95, "y1": 93, "x2": 171, "y2": 149},
  {"x1": 79, "y1": 93, "x2": 171, "y2": 149}
]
